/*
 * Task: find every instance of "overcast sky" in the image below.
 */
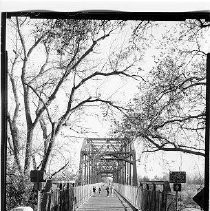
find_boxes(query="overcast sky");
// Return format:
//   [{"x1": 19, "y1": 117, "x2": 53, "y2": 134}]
[{"x1": 5, "y1": 17, "x2": 208, "y2": 180}]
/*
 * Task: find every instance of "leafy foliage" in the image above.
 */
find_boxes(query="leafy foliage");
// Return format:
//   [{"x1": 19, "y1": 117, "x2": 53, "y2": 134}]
[{"x1": 111, "y1": 21, "x2": 208, "y2": 157}]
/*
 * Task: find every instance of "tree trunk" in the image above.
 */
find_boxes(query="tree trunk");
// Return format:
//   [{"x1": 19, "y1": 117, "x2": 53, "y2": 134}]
[
  {"x1": 39, "y1": 118, "x2": 48, "y2": 154},
  {"x1": 24, "y1": 128, "x2": 34, "y2": 175},
  {"x1": 41, "y1": 122, "x2": 56, "y2": 172},
  {"x1": 8, "y1": 64, "x2": 22, "y2": 173}
]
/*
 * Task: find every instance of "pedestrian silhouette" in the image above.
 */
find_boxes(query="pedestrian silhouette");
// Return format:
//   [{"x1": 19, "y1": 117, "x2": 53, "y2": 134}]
[
  {"x1": 110, "y1": 185, "x2": 114, "y2": 196},
  {"x1": 106, "y1": 186, "x2": 109, "y2": 196},
  {"x1": 93, "y1": 186, "x2": 96, "y2": 196}
]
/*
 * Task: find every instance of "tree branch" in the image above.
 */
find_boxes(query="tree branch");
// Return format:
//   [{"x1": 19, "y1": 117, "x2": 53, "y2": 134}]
[
  {"x1": 27, "y1": 34, "x2": 46, "y2": 58},
  {"x1": 155, "y1": 113, "x2": 205, "y2": 129},
  {"x1": 49, "y1": 161, "x2": 69, "y2": 179},
  {"x1": 142, "y1": 134, "x2": 205, "y2": 157},
  {"x1": 28, "y1": 43, "x2": 50, "y2": 84},
  {"x1": 196, "y1": 19, "x2": 210, "y2": 28},
  {"x1": 16, "y1": 17, "x2": 26, "y2": 58},
  {"x1": 33, "y1": 37, "x2": 105, "y2": 127},
  {"x1": 24, "y1": 82, "x2": 53, "y2": 124},
  {"x1": 74, "y1": 64, "x2": 135, "y2": 91}
]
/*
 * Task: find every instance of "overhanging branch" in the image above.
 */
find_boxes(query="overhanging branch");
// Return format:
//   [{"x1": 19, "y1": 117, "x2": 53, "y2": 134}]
[
  {"x1": 49, "y1": 161, "x2": 70, "y2": 179},
  {"x1": 24, "y1": 83, "x2": 53, "y2": 125},
  {"x1": 142, "y1": 134, "x2": 205, "y2": 157},
  {"x1": 155, "y1": 113, "x2": 205, "y2": 129}
]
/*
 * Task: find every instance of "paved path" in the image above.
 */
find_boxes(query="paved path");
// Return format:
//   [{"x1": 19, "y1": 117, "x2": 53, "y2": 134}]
[{"x1": 76, "y1": 188, "x2": 134, "y2": 211}]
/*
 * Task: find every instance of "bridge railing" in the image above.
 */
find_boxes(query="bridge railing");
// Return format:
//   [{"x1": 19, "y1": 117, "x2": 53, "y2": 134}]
[
  {"x1": 74, "y1": 183, "x2": 101, "y2": 208},
  {"x1": 44, "y1": 183, "x2": 74, "y2": 211},
  {"x1": 42, "y1": 182, "x2": 102, "y2": 211},
  {"x1": 113, "y1": 183, "x2": 141, "y2": 209},
  {"x1": 114, "y1": 182, "x2": 176, "y2": 211}
]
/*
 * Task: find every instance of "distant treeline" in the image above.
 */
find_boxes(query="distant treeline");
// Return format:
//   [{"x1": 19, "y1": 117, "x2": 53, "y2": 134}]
[{"x1": 138, "y1": 174, "x2": 204, "y2": 185}]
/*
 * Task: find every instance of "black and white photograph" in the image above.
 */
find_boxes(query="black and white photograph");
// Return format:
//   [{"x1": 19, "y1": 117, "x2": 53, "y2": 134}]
[{"x1": 1, "y1": 10, "x2": 210, "y2": 211}]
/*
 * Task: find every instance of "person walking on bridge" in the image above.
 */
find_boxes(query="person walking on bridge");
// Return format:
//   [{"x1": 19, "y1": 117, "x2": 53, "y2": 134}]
[
  {"x1": 110, "y1": 185, "x2": 114, "y2": 196},
  {"x1": 105, "y1": 186, "x2": 109, "y2": 197},
  {"x1": 93, "y1": 186, "x2": 96, "y2": 196}
]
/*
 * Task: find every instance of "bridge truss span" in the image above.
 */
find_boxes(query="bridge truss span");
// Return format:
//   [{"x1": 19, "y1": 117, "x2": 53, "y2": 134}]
[{"x1": 77, "y1": 138, "x2": 137, "y2": 186}]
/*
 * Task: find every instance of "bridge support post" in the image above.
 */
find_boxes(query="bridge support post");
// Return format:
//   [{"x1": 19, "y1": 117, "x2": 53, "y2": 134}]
[{"x1": 132, "y1": 150, "x2": 138, "y2": 186}]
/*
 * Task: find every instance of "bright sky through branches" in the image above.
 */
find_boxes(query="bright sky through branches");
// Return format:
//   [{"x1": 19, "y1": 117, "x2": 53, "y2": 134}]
[{"x1": 6, "y1": 18, "x2": 208, "y2": 180}]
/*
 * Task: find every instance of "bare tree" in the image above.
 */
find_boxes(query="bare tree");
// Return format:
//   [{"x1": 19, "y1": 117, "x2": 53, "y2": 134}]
[{"x1": 7, "y1": 17, "x2": 150, "y2": 208}]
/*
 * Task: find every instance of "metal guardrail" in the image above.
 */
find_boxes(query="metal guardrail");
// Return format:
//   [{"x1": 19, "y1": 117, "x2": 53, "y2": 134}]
[
  {"x1": 43, "y1": 182, "x2": 102, "y2": 211},
  {"x1": 114, "y1": 183, "x2": 141, "y2": 209},
  {"x1": 44, "y1": 183, "x2": 74, "y2": 211},
  {"x1": 41, "y1": 181, "x2": 175, "y2": 211},
  {"x1": 114, "y1": 183, "x2": 176, "y2": 211},
  {"x1": 74, "y1": 183, "x2": 99, "y2": 208}
]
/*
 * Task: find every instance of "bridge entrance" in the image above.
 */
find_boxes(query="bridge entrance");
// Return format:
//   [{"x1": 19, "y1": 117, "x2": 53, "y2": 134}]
[
  {"x1": 77, "y1": 138, "x2": 138, "y2": 186},
  {"x1": 38, "y1": 138, "x2": 176, "y2": 211}
]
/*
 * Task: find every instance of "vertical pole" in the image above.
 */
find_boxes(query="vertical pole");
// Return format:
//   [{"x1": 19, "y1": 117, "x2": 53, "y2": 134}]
[
  {"x1": 59, "y1": 183, "x2": 63, "y2": 211},
  {"x1": 88, "y1": 157, "x2": 90, "y2": 184},
  {"x1": 205, "y1": 53, "x2": 210, "y2": 211},
  {"x1": 41, "y1": 179, "x2": 53, "y2": 210},
  {"x1": 129, "y1": 156, "x2": 132, "y2": 185},
  {"x1": 119, "y1": 164, "x2": 121, "y2": 184},
  {"x1": 84, "y1": 155, "x2": 86, "y2": 185},
  {"x1": 86, "y1": 155, "x2": 88, "y2": 184},
  {"x1": 78, "y1": 152, "x2": 83, "y2": 185},
  {"x1": 82, "y1": 153, "x2": 84, "y2": 185},
  {"x1": 175, "y1": 191, "x2": 178, "y2": 211},
  {"x1": 124, "y1": 144, "x2": 127, "y2": 185},
  {"x1": 67, "y1": 183, "x2": 70, "y2": 211},
  {"x1": 37, "y1": 189, "x2": 42, "y2": 211},
  {"x1": 88, "y1": 156, "x2": 89, "y2": 184},
  {"x1": 163, "y1": 191, "x2": 167, "y2": 211},
  {"x1": 124, "y1": 161, "x2": 126, "y2": 184},
  {"x1": 130, "y1": 163, "x2": 133, "y2": 186},
  {"x1": 117, "y1": 161, "x2": 119, "y2": 183},
  {"x1": 89, "y1": 156, "x2": 91, "y2": 184},
  {"x1": 90, "y1": 158, "x2": 93, "y2": 184},
  {"x1": 37, "y1": 192, "x2": 42, "y2": 211},
  {"x1": 36, "y1": 183, "x2": 40, "y2": 211},
  {"x1": 87, "y1": 156, "x2": 89, "y2": 184},
  {"x1": 153, "y1": 184, "x2": 156, "y2": 211},
  {"x1": 129, "y1": 145, "x2": 132, "y2": 185},
  {"x1": 91, "y1": 158, "x2": 94, "y2": 184},
  {"x1": 132, "y1": 151, "x2": 138, "y2": 186},
  {"x1": 1, "y1": 12, "x2": 7, "y2": 211},
  {"x1": 120, "y1": 164, "x2": 123, "y2": 184},
  {"x1": 125, "y1": 161, "x2": 127, "y2": 185}
]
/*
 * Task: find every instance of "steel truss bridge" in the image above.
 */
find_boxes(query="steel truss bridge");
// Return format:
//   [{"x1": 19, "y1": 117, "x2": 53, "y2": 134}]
[
  {"x1": 77, "y1": 138, "x2": 138, "y2": 186},
  {"x1": 35, "y1": 137, "x2": 176, "y2": 211}
]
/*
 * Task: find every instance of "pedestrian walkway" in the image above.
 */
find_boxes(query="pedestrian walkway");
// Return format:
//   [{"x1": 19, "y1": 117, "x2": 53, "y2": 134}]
[{"x1": 76, "y1": 187, "x2": 134, "y2": 211}]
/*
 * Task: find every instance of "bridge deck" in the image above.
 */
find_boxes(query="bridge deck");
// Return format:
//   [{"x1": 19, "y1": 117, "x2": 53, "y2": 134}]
[{"x1": 76, "y1": 188, "x2": 134, "y2": 211}]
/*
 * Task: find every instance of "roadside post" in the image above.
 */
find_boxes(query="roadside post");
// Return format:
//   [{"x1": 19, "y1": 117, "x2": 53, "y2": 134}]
[
  {"x1": 173, "y1": 183, "x2": 181, "y2": 211},
  {"x1": 169, "y1": 171, "x2": 186, "y2": 211},
  {"x1": 30, "y1": 170, "x2": 46, "y2": 211}
]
